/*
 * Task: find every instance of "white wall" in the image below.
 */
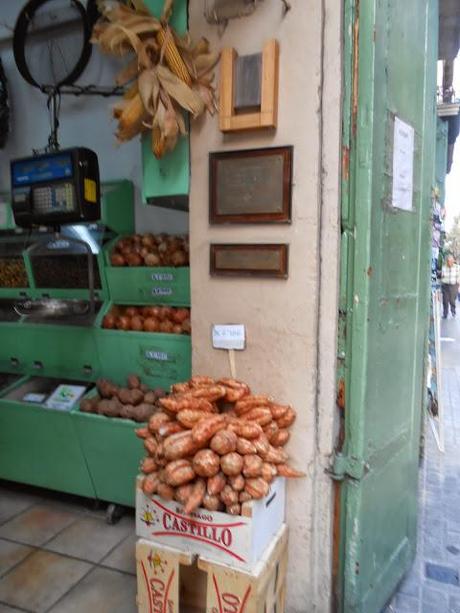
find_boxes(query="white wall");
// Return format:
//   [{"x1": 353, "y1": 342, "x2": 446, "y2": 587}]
[
  {"x1": 0, "y1": 0, "x2": 188, "y2": 234},
  {"x1": 188, "y1": 1, "x2": 342, "y2": 611}
]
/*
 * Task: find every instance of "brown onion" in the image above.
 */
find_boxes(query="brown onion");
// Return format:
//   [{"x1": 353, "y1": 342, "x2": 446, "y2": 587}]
[
  {"x1": 130, "y1": 316, "x2": 144, "y2": 331},
  {"x1": 116, "y1": 316, "x2": 130, "y2": 331},
  {"x1": 143, "y1": 318, "x2": 159, "y2": 333},
  {"x1": 144, "y1": 253, "x2": 161, "y2": 267},
  {"x1": 126, "y1": 253, "x2": 142, "y2": 267},
  {"x1": 125, "y1": 307, "x2": 138, "y2": 317},
  {"x1": 110, "y1": 253, "x2": 125, "y2": 267},
  {"x1": 172, "y1": 308, "x2": 189, "y2": 324},
  {"x1": 102, "y1": 314, "x2": 116, "y2": 329}
]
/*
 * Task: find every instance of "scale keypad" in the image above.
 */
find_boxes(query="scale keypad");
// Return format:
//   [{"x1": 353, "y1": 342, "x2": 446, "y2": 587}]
[{"x1": 33, "y1": 183, "x2": 75, "y2": 214}]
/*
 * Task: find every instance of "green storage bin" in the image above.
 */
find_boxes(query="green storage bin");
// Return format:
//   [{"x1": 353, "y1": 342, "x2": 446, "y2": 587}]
[
  {"x1": 0, "y1": 376, "x2": 95, "y2": 498},
  {"x1": 96, "y1": 319, "x2": 191, "y2": 390},
  {"x1": 104, "y1": 266, "x2": 190, "y2": 306},
  {"x1": 72, "y1": 404, "x2": 144, "y2": 507}
]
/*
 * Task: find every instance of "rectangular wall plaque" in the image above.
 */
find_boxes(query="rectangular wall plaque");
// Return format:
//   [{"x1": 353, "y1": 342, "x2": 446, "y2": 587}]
[
  {"x1": 209, "y1": 146, "x2": 292, "y2": 224},
  {"x1": 210, "y1": 244, "x2": 289, "y2": 278}
]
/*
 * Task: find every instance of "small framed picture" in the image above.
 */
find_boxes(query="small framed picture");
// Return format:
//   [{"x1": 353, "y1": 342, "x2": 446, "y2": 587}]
[
  {"x1": 209, "y1": 146, "x2": 293, "y2": 224},
  {"x1": 210, "y1": 244, "x2": 289, "y2": 278}
]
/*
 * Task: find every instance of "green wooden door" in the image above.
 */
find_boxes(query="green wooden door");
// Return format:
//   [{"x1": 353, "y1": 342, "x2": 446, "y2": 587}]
[{"x1": 336, "y1": 0, "x2": 438, "y2": 611}]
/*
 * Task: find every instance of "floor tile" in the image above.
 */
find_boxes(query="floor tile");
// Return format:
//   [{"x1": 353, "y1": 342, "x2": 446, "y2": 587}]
[
  {"x1": 100, "y1": 533, "x2": 136, "y2": 574},
  {"x1": 48, "y1": 567, "x2": 137, "y2": 613},
  {"x1": 0, "y1": 550, "x2": 91, "y2": 612},
  {"x1": 45, "y1": 516, "x2": 132, "y2": 563},
  {"x1": 0, "y1": 605, "x2": 28, "y2": 612},
  {"x1": 0, "y1": 489, "x2": 38, "y2": 526},
  {"x1": 0, "y1": 506, "x2": 77, "y2": 546},
  {"x1": 0, "y1": 539, "x2": 33, "y2": 578}
]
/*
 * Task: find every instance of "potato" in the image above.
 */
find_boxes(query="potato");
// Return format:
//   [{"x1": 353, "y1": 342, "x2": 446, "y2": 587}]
[
  {"x1": 96, "y1": 378, "x2": 118, "y2": 399},
  {"x1": 220, "y1": 452, "x2": 244, "y2": 477},
  {"x1": 80, "y1": 398, "x2": 95, "y2": 413},
  {"x1": 97, "y1": 399, "x2": 121, "y2": 417},
  {"x1": 119, "y1": 404, "x2": 137, "y2": 420},
  {"x1": 193, "y1": 449, "x2": 220, "y2": 478},
  {"x1": 143, "y1": 391, "x2": 157, "y2": 404},
  {"x1": 132, "y1": 403, "x2": 155, "y2": 423}
]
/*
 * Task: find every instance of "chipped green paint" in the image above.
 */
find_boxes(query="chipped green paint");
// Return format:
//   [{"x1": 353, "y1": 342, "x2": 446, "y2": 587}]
[{"x1": 336, "y1": 0, "x2": 439, "y2": 611}]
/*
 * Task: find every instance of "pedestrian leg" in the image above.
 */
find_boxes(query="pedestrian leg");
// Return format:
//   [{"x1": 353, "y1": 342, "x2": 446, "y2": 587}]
[
  {"x1": 442, "y1": 284, "x2": 449, "y2": 318},
  {"x1": 450, "y1": 285, "x2": 457, "y2": 316}
]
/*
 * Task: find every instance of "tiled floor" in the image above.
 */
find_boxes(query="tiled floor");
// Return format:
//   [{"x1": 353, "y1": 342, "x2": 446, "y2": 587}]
[
  {"x1": 384, "y1": 315, "x2": 460, "y2": 613},
  {"x1": 0, "y1": 482, "x2": 137, "y2": 613}
]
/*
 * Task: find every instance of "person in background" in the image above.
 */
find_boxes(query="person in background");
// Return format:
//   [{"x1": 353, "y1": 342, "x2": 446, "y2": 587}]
[{"x1": 441, "y1": 254, "x2": 460, "y2": 318}]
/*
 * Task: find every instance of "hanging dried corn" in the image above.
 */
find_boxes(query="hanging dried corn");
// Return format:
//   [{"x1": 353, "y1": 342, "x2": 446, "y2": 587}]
[{"x1": 92, "y1": 0, "x2": 219, "y2": 159}]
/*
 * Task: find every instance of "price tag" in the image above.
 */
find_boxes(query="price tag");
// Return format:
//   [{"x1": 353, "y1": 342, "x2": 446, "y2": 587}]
[
  {"x1": 151, "y1": 287, "x2": 173, "y2": 297},
  {"x1": 212, "y1": 324, "x2": 246, "y2": 350},
  {"x1": 151, "y1": 272, "x2": 174, "y2": 282}
]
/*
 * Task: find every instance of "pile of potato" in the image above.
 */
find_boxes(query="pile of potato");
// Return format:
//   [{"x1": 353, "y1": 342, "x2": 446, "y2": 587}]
[
  {"x1": 110, "y1": 234, "x2": 189, "y2": 268},
  {"x1": 80, "y1": 375, "x2": 166, "y2": 422},
  {"x1": 102, "y1": 305, "x2": 191, "y2": 335},
  {"x1": 136, "y1": 376, "x2": 304, "y2": 516}
]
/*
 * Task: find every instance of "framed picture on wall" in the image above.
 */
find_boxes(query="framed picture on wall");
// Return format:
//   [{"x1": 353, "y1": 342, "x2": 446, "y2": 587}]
[
  {"x1": 210, "y1": 244, "x2": 289, "y2": 278},
  {"x1": 209, "y1": 146, "x2": 293, "y2": 224}
]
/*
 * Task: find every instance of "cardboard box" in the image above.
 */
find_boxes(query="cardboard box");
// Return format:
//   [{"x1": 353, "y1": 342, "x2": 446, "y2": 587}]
[{"x1": 135, "y1": 476, "x2": 285, "y2": 571}]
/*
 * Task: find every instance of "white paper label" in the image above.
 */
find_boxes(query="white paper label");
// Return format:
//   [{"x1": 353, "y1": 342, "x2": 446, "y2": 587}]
[
  {"x1": 151, "y1": 287, "x2": 173, "y2": 296},
  {"x1": 392, "y1": 117, "x2": 415, "y2": 211},
  {"x1": 151, "y1": 272, "x2": 174, "y2": 282},
  {"x1": 212, "y1": 324, "x2": 246, "y2": 350}
]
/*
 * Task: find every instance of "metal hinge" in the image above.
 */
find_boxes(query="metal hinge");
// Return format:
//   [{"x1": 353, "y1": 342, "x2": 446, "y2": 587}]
[{"x1": 328, "y1": 453, "x2": 369, "y2": 481}]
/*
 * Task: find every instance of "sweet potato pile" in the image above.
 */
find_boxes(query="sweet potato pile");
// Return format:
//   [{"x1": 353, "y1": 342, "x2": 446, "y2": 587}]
[
  {"x1": 110, "y1": 234, "x2": 189, "y2": 267},
  {"x1": 102, "y1": 305, "x2": 191, "y2": 335},
  {"x1": 136, "y1": 376, "x2": 304, "y2": 516},
  {"x1": 80, "y1": 375, "x2": 166, "y2": 422}
]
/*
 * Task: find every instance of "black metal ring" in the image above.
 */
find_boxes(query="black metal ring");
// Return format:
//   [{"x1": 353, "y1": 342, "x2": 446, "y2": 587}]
[{"x1": 13, "y1": 0, "x2": 93, "y2": 89}]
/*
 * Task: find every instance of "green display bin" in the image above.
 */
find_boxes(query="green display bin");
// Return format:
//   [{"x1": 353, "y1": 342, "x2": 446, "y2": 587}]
[
  {"x1": 96, "y1": 311, "x2": 191, "y2": 390},
  {"x1": 104, "y1": 266, "x2": 190, "y2": 306},
  {"x1": 72, "y1": 405, "x2": 144, "y2": 507},
  {"x1": 0, "y1": 376, "x2": 96, "y2": 498}
]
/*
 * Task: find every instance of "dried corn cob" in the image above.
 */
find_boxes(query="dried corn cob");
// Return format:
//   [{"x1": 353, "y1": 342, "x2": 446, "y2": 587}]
[{"x1": 157, "y1": 27, "x2": 192, "y2": 86}]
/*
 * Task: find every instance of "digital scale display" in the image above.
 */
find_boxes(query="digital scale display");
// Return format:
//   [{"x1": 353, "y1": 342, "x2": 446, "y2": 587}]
[
  {"x1": 10, "y1": 148, "x2": 100, "y2": 227},
  {"x1": 12, "y1": 153, "x2": 73, "y2": 187}
]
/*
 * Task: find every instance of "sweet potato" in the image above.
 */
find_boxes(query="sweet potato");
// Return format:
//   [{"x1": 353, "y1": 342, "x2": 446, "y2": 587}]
[
  {"x1": 242, "y1": 454, "x2": 263, "y2": 478},
  {"x1": 244, "y1": 477, "x2": 269, "y2": 500},
  {"x1": 141, "y1": 457, "x2": 158, "y2": 474},
  {"x1": 148, "y1": 412, "x2": 171, "y2": 433},
  {"x1": 160, "y1": 396, "x2": 215, "y2": 413},
  {"x1": 239, "y1": 491, "x2": 252, "y2": 503},
  {"x1": 217, "y1": 378, "x2": 250, "y2": 403},
  {"x1": 144, "y1": 437, "x2": 158, "y2": 456},
  {"x1": 165, "y1": 459, "x2": 195, "y2": 486},
  {"x1": 226, "y1": 503, "x2": 241, "y2": 516},
  {"x1": 252, "y1": 434, "x2": 270, "y2": 456},
  {"x1": 164, "y1": 431, "x2": 198, "y2": 460},
  {"x1": 142, "y1": 474, "x2": 160, "y2": 495},
  {"x1": 193, "y1": 449, "x2": 220, "y2": 478},
  {"x1": 171, "y1": 382, "x2": 191, "y2": 394},
  {"x1": 220, "y1": 484, "x2": 238, "y2": 507},
  {"x1": 203, "y1": 493, "x2": 222, "y2": 512},
  {"x1": 277, "y1": 464, "x2": 306, "y2": 478},
  {"x1": 242, "y1": 407, "x2": 273, "y2": 427},
  {"x1": 235, "y1": 395, "x2": 271, "y2": 415},
  {"x1": 158, "y1": 422, "x2": 185, "y2": 437},
  {"x1": 276, "y1": 407, "x2": 297, "y2": 428},
  {"x1": 228, "y1": 474, "x2": 245, "y2": 492},
  {"x1": 270, "y1": 429, "x2": 290, "y2": 447},
  {"x1": 135, "y1": 427, "x2": 150, "y2": 439},
  {"x1": 207, "y1": 472, "x2": 226, "y2": 496},
  {"x1": 184, "y1": 478, "x2": 206, "y2": 514},
  {"x1": 261, "y1": 462, "x2": 277, "y2": 483},
  {"x1": 220, "y1": 452, "x2": 244, "y2": 477},
  {"x1": 269, "y1": 403, "x2": 290, "y2": 420},
  {"x1": 236, "y1": 438, "x2": 257, "y2": 455},
  {"x1": 227, "y1": 420, "x2": 263, "y2": 440},
  {"x1": 210, "y1": 430, "x2": 237, "y2": 455},
  {"x1": 157, "y1": 482, "x2": 175, "y2": 501},
  {"x1": 177, "y1": 409, "x2": 208, "y2": 428},
  {"x1": 191, "y1": 415, "x2": 226, "y2": 445},
  {"x1": 262, "y1": 445, "x2": 288, "y2": 464},
  {"x1": 263, "y1": 421, "x2": 279, "y2": 441},
  {"x1": 175, "y1": 484, "x2": 193, "y2": 505},
  {"x1": 189, "y1": 375, "x2": 215, "y2": 388},
  {"x1": 188, "y1": 385, "x2": 226, "y2": 402}
]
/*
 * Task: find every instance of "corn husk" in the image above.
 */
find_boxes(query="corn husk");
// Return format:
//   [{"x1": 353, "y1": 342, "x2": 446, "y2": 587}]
[{"x1": 93, "y1": 0, "x2": 219, "y2": 158}]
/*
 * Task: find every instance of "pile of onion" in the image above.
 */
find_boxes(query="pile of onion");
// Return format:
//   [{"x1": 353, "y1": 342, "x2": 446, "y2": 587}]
[
  {"x1": 102, "y1": 305, "x2": 191, "y2": 335},
  {"x1": 110, "y1": 234, "x2": 189, "y2": 268}
]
